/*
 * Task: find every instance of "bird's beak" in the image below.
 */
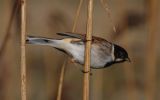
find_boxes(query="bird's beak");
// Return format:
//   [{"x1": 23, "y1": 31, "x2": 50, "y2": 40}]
[{"x1": 125, "y1": 57, "x2": 131, "y2": 63}]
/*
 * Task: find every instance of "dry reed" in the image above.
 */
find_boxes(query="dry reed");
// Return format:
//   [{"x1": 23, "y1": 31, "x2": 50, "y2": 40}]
[
  {"x1": 72, "y1": 0, "x2": 84, "y2": 32},
  {"x1": 56, "y1": 59, "x2": 67, "y2": 100},
  {"x1": 20, "y1": 0, "x2": 27, "y2": 100},
  {"x1": 83, "y1": 0, "x2": 93, "y2": 100},
  {"x1": 92, "y1": 1, "x2": 117, "y2": 99},
  {"x1": 100, "y1": 0, "x2": 116, "y2": 33},
  {"x1": 0, "y1": 1, "x2": 19, "y2": 60},
  {"x1": 145, "y1": 0, "x2": 158, "y2": 100},
  {"x1": 56, "y1": 0, "x2": 84, "y2": 100}
]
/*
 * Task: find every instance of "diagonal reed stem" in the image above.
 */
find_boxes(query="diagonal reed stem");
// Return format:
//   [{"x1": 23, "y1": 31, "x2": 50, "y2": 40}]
[
  {"x1": 56, "y1": 59, "x2": 67, "y2": 100},
  {"x1": 0, "y1": 0, "x2": 20, "y2": 60},
  {"x1": 56, "y1": 0, "x2": 84, "y2": 100},
  {"x1": 72, "y1": 0, "x2": 84, "y2": 32},
  {"x1": 100, "y1": 0, "x2": 116, "y2": 33},
  {"x1": 83, "y1": 0, "x2": 93, "y2": 100},
  {"x1": 20, "y1": 0, "x2": 27, "y2": 100}
]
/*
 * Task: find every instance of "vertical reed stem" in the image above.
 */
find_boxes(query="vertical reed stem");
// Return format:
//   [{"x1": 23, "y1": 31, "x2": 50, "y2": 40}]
[
  {"x1": 145, "y1": 0, "x2": 158, "y2": 100},
  {"x1": 20, "y1": 0, "x2": 27, "y2": 100},
  {"x1": 83, "y1": 0, "x2": 93, "y2": 100}
]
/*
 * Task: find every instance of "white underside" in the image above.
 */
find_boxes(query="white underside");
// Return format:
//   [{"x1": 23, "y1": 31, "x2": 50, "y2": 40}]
[{"x1": 53, "y1": 40, "x2": 113, "y2": 68}]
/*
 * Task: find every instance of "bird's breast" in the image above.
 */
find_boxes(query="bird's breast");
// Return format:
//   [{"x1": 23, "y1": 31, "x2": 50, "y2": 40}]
[{"x1": 64, "y1": 43, "x2": 113, "y2": 68}]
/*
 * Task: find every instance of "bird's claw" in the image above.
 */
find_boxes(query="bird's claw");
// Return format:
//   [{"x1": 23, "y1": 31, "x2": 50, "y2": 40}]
[
  {"x1": 81, "y1": 70, "x2": 92, "y2": 75},
  {"x1": 70, "y1": 58, "x2": 76, "y2": 63},
  {"x1": 83, "y1": 39, "x2": 93, "y2": 42}
]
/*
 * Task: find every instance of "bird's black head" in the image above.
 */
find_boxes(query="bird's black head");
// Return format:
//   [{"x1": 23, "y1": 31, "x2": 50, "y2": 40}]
[{"x1": 114, "y1": 44, "x2": 130, "y2": 63}]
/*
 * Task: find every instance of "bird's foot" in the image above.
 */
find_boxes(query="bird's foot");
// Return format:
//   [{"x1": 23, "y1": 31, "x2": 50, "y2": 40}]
[
  {"x1": 83, "y1": 39, "x2": 93, "y2": 42},
  {"x1": 83, "y1": 35, "x2": 93, "y2": 42},
  {"x1": 81, "y1": 70, "x2": 92, "y2": 76},
  {"x1": 70, "y1": 58, "x2": 76, "y2": 63}
]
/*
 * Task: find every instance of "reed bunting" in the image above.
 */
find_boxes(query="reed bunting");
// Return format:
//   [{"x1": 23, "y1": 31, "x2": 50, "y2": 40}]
[{"x1": 26, "y1": 32, "x2": 130, "y2": 69}]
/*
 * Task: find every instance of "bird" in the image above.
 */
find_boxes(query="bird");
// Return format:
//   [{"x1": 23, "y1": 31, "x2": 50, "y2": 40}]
[{"x1": 26, "y1": 32, "x2": 130, "y2": 69}]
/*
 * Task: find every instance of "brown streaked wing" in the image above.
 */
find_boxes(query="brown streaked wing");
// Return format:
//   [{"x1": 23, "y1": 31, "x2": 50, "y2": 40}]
[{"x1": 57, "y1": 32, "x2": 112, "y2": 46}]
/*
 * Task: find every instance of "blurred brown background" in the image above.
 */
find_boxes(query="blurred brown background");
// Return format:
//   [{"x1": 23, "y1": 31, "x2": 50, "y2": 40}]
[{"x1": 0, "y1": 0, "x2": 160, "y2": 100}]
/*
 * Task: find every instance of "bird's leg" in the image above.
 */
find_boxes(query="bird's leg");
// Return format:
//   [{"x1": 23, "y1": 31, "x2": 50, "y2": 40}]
[
  {"x1": 70, "y1": 56, "x2": 93, "y2": 75},
  {"x1": 70, "y1": 58, "x2": 76, "y2": 63}
]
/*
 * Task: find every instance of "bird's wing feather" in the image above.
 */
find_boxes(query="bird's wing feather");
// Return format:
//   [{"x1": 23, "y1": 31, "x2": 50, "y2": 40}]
[
  {"x1": 56, "y1": 32, "x2": 112, "y2": 45},
  {"x1": 56, "y1": 32, "x2": 85, "y2": 40}
]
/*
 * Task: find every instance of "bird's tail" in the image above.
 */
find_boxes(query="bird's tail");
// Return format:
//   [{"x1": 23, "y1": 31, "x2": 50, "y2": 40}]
[{"x1": 26, "y1": 36, "x2": 60, "y2": 47}]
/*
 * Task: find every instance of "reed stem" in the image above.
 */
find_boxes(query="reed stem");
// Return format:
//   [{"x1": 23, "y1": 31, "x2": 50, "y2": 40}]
[
  {"x1": 56, "y1": 59, "x2": 67, "y2": 100},
  {"x1": 72, "y1": 0, "x2": 84, "y2": 32},
  {"x1": 20, "y1": 0, "x2": 27, "y2": 100},
  {"x1": 100, "y1": 0, "x2": 116, "y2": 33},
  {"x1": 56, "y1": 0, "x2": 84, "y2": 100},
  {"x1": 0, "y1": 0, "x2": 19, "y2": 59},
  {"x1": 83, "y1": 0, "x2": 93, "y2": 100}
]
